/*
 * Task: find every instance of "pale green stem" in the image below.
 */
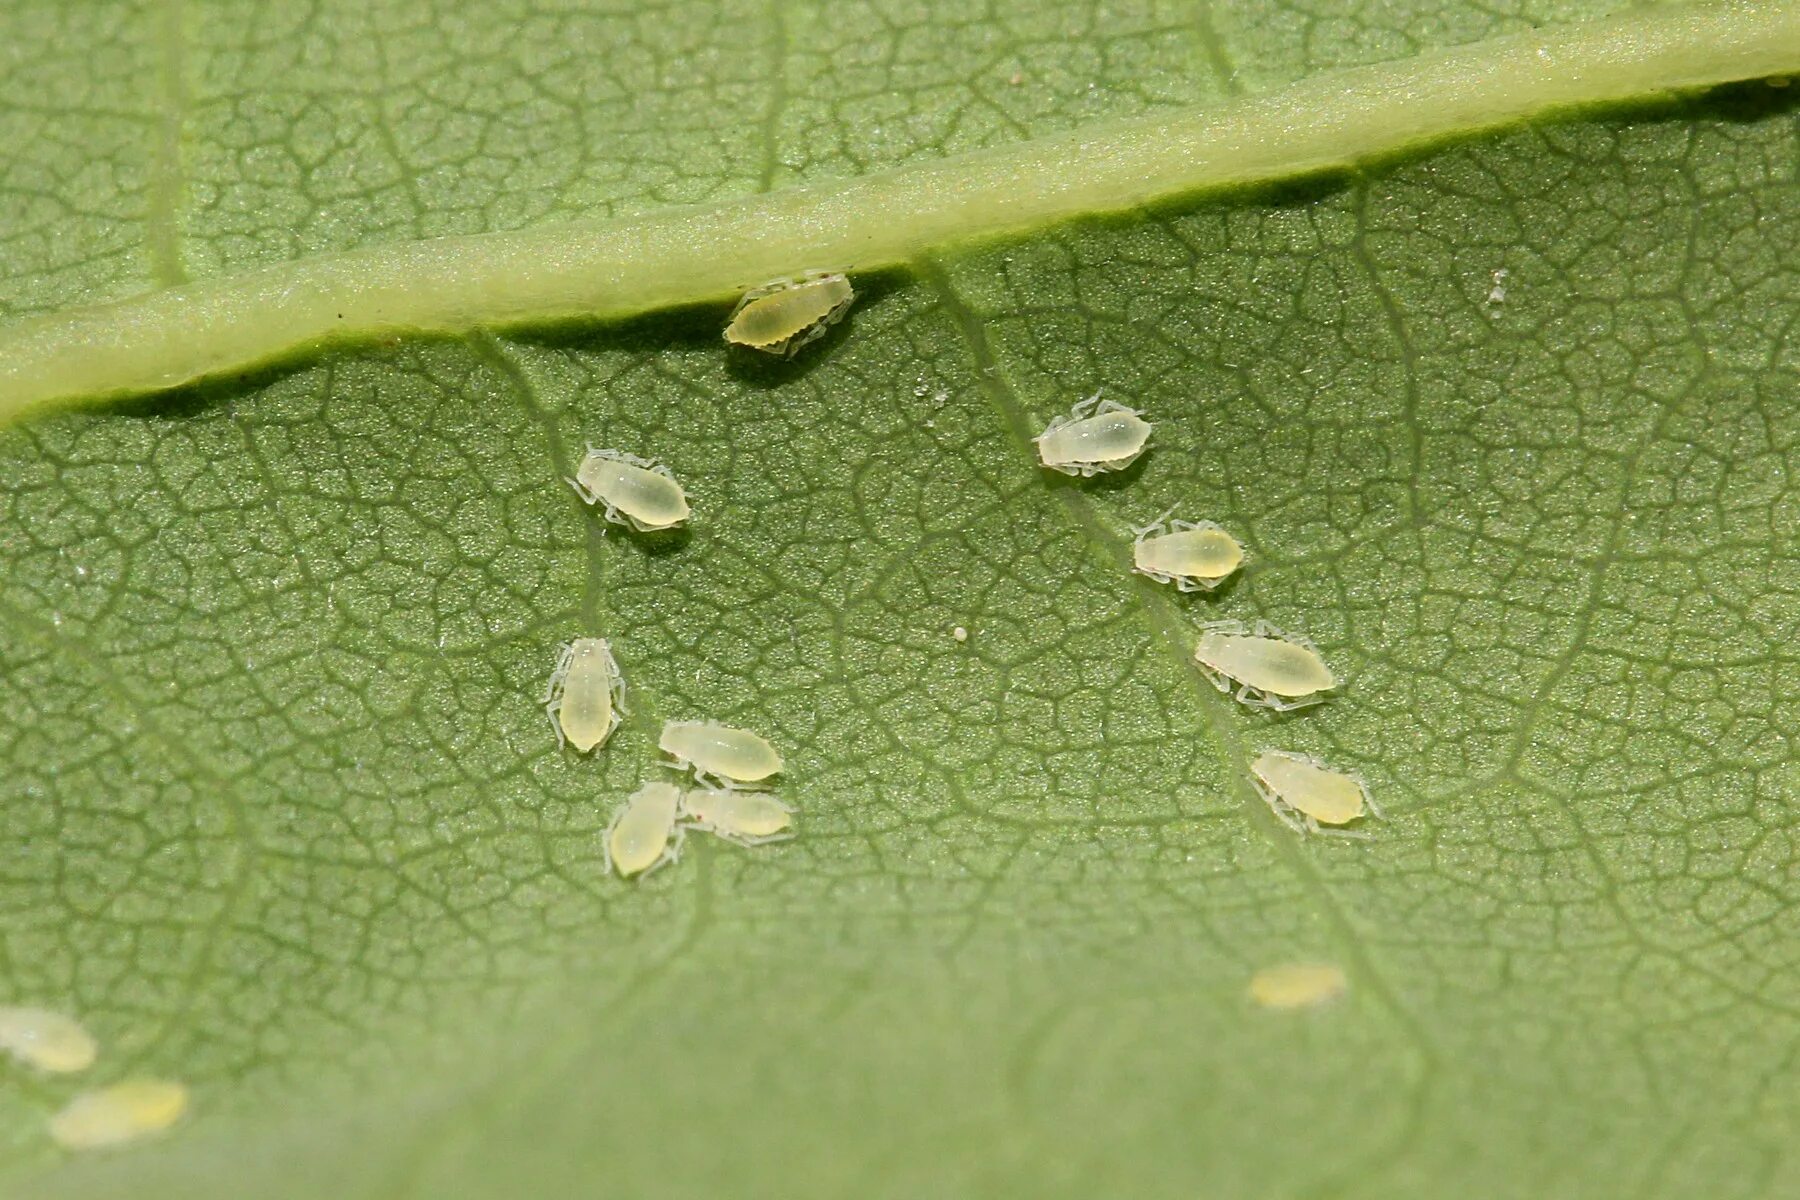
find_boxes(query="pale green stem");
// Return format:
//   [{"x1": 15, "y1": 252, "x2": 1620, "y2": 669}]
[{"x1": 3, "y1": 1, "x2": 1797, "y2": 422}]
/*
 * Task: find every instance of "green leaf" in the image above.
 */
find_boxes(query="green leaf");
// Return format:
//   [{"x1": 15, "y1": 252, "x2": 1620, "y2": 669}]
[{"x1": 2, "y1": 2, "x2": 1797, "y2": 1197}]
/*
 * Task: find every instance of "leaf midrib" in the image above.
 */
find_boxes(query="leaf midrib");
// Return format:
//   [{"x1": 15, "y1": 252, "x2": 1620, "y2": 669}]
[{"x1": 3, "y1": 1, "x2": 1798, "y2": 423}]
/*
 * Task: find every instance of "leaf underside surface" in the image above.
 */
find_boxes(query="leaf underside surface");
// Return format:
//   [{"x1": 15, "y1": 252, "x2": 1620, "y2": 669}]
[{"x1": 1, "y1": 2, "x2": 1797, "y2": 1198}]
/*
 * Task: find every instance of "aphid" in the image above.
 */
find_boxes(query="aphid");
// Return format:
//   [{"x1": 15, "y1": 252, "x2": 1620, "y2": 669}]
[
  {"x1": 569, "y1": 448, "x2": 690, "y2": 532},
  {"x1": 605, "y1": 782, "x2": 684, "y2": 879},
  {"x1": 724, "y1": 270, "x2": 854, "y2": 356},
  {"x1": 1131, "y1": 511, "x2": 1244, "y2": 591},
  {"x1": 0, "y1": 1007, "x2": 96, "y2": 1074},
  {"x1": 679, "y1": 788, "x2": 795, "y2": 847},
  {"x1": 659, "y1": 720, "x2": 783, "y2": 789},
  {"x1": 1034, "y1": 393, "x2": 1151, "y2": 477},
  {"x1": 1249, "y1": 750, "x2": 1381, "y2": 837},
  {"x1": 544, "y1": 638, "x2": 624, "y2": 752},
  {"x1": 1193, "y1": 620, "x2": 1336, "y2": 710},
  {"x1": 49, "y1": 1079, "x2": 189, "y2": 1149},
  {"x1": 1248, "y1": 962, "x2": 1348, "y2": 1010}
]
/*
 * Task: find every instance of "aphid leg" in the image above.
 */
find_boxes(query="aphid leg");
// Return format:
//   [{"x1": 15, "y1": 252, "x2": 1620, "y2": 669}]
[
  {"x1": 1194, "y1": 664, "x2": 1230, "y2": 695},
  {"x1": 1257, "y1": 788, "x2": 1306, "y2": 835},
  {"x1": 600, "y1": 643, "x2": 627, "y2": 717},
  {"x1": 1130, "y1": 506, "x2": 1178, "y2": 539},
  {"x1": 1069, "y1": 391, "x2": 1104, "y2": 420},
  {"x1": 600, "y1": 810, "x2": 620, "y2": 877},
  {"x1": 1094, "y1": 398, "x2": 1138, "y2": 417},
  {"x1": 542, "y1": 643, "x2": 574, "y2": 704},
  {"x1": 566, "y1": 476, "x2": 600, "y2": 506},
  {"x1": 1311, "y1": 819, "x2": 1372, "y2": 841},
  {"x1": 1173, "y1": 576, "x2": 1202, "y2": 594},
  {"x1": 1361, "y1": 786, "x2": 1384, "y2": 819}
]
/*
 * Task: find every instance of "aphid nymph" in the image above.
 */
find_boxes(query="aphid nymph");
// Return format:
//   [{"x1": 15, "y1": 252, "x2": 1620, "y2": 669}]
[
  {"x1": 724, "y1": 270, "x2": 854, "y2": 357},
  {"x1": 544, "y1": 637, "x2": 624, "y2": 752},
  {"x1": 1035, "y1": 392, "x2": 1151, "y2": 477},
  {"x1": 1193, "y1": 620, "x2": 1336, "y2": 710},
  {"x1": 1248, "y1": 962, "x2": 1348, "y2": 1009},
  {"x1": 49, "y1": 1079, "x2": 189, "y2": 1149},
  {"x1": 1132, "y1": 509, "x2": 1244, "y2": 591},
  {"x1": 659, "y1": 720, "x2": 783, "y2": 789},
  {"x1": 0, "y1": 1007, "x2": 96, "y2": 1074},
  {"x1": 569, "y1": 448, "x2": 690, "y2": 532},
  {"x1": 679, "y1": 788, "x2": 795, "y2": 847},
  {"x1": 1249, "y1": 750, "x2": 1380, "y2": 837},
  {"x1": 605, "y1": 782, "x2": 684, "y2": 880}
]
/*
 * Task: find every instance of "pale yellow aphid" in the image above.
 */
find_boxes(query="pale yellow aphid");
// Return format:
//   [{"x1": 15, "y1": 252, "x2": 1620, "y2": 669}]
[
  {"x1": 659, "y1": 720, "x2": 783, "y2": 789},
  {"x1": 0, "y1": 1007, "x2": 96, "y2": 1074},
  {"x1": 1131, "y1": 510, "x2": 1244, "y2": 592},
  {"x1": 544, "y1": 638, "x2": 624, "y2": 753},
  {"x1": 1193, "y1": 620, "x2": 1336, "y2": 711},
  {"x1": 724, "y1": 270, "x2": 855, "y2": 356},
  {"x1": 1249, "y1": 750, "x2": 1381, "y2": 838},
  {"x1": 569, "y1": 448, "x2": 690, "y2": 532},
  {"x1": 605, "y1": 782, "x2": 684, "y2": 879},
  {"x1": 1248, "y1": 962, "x2": 1348, "y2": 1010},
  {"x1": 1034, "y1": 393, "x2": 1151, "y2": 477},
  {"x1": 49, "y1": 1079, "x2": 189, "y2": 1150},
  {"x1": 679, "y1": 788, "x2": 795, "y2": 847}
]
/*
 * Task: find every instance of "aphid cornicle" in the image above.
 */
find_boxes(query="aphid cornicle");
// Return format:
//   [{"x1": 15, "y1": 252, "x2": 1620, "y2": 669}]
[
  {"x1": 544, "y1": 638, "x2": 624, "y2": 752},
  {"x1": 1248, "y1": 962, "x2": 1348, "y2": 1009},
  {"x1": 1192, "y1": 620, "x2": 1336, "y2": 710},
  {"x1": 49, "y1": 1079, "x2": 189, "y2": 1149},
  {"x1": 569, "y1": 448, "x2": 690, "y2": 532},
  {"x1": 1249, "y1": 750, "x2": 1380, "y2": 837},
  {"x1": 659, "y1": 720, "x2": 783, "y2": 789},
  {"x1": 0, "y1": 1007, "x2": 96, "y2": 1074},
  {"x1": 724, "y1": 271, "x2": 855, "y2": 356},
  {"x1": 1131, "y1": 511, "x2": 1244, "y2": 591},
  {"x1": 679, "y1": 788, "x2": 795, "y2": 847},
  {"x1": 606, "y1": 782, "x2": 684, "y2": 879},
  {"x1": 1035, "y1": 393, "x2": 1151, "y2": 476}
]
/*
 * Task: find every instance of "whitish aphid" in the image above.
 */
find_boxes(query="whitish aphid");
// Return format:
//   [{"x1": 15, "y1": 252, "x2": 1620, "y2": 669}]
[
  {"x1": 724, "y1": 270, "x2": 855, "y2": 356},
  {"x1": 659, "y1": 720, "x2": 783, "y2": 789},
  {"x1": 1193, "y1": 620, "x2": 1336, "y2": 710},
  {"x1": 0, "y1": 1007, "x2": 96, "y2": 1074},
  {"x1": 1248, "y1": 962, "x2": 1348, "y2": 1010},
  {"x1": 569, "y1": 447, "x2": 690, "y2": 532},
  {"x1": 605, "y1": 782, "x2": 684, "y2": 879},
  {"x1": 679, "y1": 788, "x2": 795, "y2": 847},
  {"x1": 49, "y1": 1079, "x2": 189, "y2": 1150},
  {"x1": 1034, "y1": 393, "x2": 1151, "y2": 477},
  {"x1": 1249, "y1": 750, "x2": 1380, "y2": 837},
  {"x1": 1131, "y1": 510, "x2": 1244, "y2": 591},
  {"x1": 544, "y1": 638, "x2": 624, "y2": 753}
]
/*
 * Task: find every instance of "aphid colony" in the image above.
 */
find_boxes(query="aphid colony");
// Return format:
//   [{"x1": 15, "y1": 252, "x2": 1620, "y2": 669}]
[
  {"x1": 1021, "y1": 377, "x2": 1377, "y2": 840},
  {"x1": 0, "y1": 1006, "x2": 190, "y2": 1150},
  {"x1": 555, "y1": 421, "x2": 797, "y2": 882}
]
